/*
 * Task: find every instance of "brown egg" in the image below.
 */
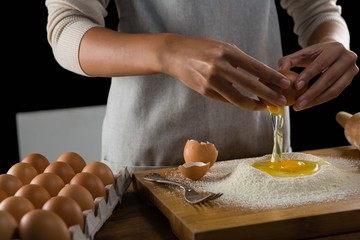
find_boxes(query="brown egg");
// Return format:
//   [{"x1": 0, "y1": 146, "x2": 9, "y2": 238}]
[
  {"x1": 0, "y1": 210, "x2": 18, "y2": 240},
  {"x1": 0, "y1": 174, "x2": 23, "y2": 196},
  {"x1": 58, "y1": 184, "x2": 95, "y2": 212},
  {"x1": 21, "y1": 153, "x2": 50, "y2": 174},
  {"x1": 183, "y1": 139, "x2": 218, "y2": 167},
  {"x1": 43, "y1": 196, "x2": 84, "y2": 231},
  {"x1": 7, "y1": 162, "x2": 38, "y2": 185},
  {"x1": 70, "y1": 172, "x2": 106, "y2": 200},
  {"x1": 0, "y1": 189, "x2": 7, "y2": 202},
  {"x1": 82, "y1": 161, "x2": 115, "y2": 186},
  {"x1": 44, "y1": 161, "x2": 75, "y2": 184},
  {"x1": 259, "y1": 69, "x2": 308, "y2": 106},
  {"x1": 15, "y1": 184, "x2": 51, "y2": 209},
  {"x1": 31, "y1": 172, "x2": 65, "y2": 197},
  {"x1": 0, "y1": 196, "x2": 35, "y2": 223},
  {"x1": 19, "y1": 209, "x2": 71, "y2": 240},
  {"x1": 57, "y1": 152, "x2": 86, "y2": 173},
  {"x1": 179, "y1": 162, "x2": 210, "y2": 180}
]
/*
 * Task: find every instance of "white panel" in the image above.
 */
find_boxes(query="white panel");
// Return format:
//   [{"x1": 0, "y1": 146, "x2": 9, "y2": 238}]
[{"x1": 16, "y1": 105, "x2": 106, "y2": 163}]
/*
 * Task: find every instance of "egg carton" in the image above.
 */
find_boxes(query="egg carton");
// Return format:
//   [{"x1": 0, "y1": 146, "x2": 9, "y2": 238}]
[{"x1": 69, "y1": 167, "x2": 131, "y2": 240}]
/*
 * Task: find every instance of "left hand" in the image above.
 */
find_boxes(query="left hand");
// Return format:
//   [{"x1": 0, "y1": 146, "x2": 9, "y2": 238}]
[{"x1": 278, "y1": 41, "x2": 358, "y2": 111}]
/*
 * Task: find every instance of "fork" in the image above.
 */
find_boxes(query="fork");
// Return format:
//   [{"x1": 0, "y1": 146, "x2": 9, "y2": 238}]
[{"x1": 143, "y1": 173, "x2": 222, "y2": 204}]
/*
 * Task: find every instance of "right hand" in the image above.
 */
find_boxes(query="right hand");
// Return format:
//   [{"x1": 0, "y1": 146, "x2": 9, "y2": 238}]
[{"x1": 159, "y1": 34, "x2": 291, "y2": 110}]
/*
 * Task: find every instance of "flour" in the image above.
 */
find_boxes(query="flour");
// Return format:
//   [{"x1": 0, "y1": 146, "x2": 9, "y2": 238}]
[{"x1": 167, "y1": 152, "x2": 360, "y2": 209}]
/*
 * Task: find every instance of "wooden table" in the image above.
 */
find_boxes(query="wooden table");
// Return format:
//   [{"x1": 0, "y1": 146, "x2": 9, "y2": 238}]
[{"x1": 95, "y1": 146, "x2": 360, "y2": 240}]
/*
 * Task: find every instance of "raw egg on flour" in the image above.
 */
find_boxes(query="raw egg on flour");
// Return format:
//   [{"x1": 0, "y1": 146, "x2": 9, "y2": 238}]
[{"x1": 254, "y1": 70, "x2": 324, "y2": 178}]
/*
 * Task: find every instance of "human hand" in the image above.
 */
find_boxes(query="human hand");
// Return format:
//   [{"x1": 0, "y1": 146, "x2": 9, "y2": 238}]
[
  {"x1": 160, "y1": 34, "x2": 291, "y2": 111},
  {"x1": 278, "y1": 41, "x2": 359, "y2": 111}
]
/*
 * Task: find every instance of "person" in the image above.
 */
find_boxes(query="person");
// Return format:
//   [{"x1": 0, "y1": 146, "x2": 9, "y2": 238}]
[{"x1": 45, "y1": 0, "x2": 358, "y2": 174}]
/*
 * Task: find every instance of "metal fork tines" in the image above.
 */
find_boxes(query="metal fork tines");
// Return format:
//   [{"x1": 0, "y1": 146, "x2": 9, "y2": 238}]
[{"x1": 143, "y1": 173, "x2": 222, "y2": 204}]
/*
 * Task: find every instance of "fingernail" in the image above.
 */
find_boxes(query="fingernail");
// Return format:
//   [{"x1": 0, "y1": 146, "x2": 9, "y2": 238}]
[
  {"x1": 296, "y1": 80, "x2": 305, "y2": 90},
  {"x1": 298, "y1": 99, "x2": 307, "y2": 108},
  {"x1": 280, "y1": 78, "x2": 290, "y2": 88}
]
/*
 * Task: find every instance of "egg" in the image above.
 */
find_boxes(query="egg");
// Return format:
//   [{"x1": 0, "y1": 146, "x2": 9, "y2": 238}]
[
  {"x1": 44, "y1": 161, "x2": 75, "y2": 184},
  {"x1": 0, "y1": 210, "x2": 18, "y2": 240},
  {"x1": 82, "y1": 161, "x2": 115, "y2": 186},
  {"x1": 43, "y1": 196, "x2": 84, "y2": 231},
  {"x1": 7, "y1": 162, "x2": 38, "y2": 185},
  {"x1": 21, "y1": 153, "x2": 50, "y2": 174},
  {"x1": 0, "y1": 189, "x2": 7, "y2": 202},
  {"x1": 56, "y1": 151, "x2": 86, "y2": 173},
  {"x1": 179, "y1": 162, "x2": 210, "y2": 180},
  {"x1": 183, "y1": 139, "x2": 218, "y2": 167},
  {"x1": 15, "y1": 184, "x2": 51, "y2": 209},
  {"x1": 259, "y1": 69, "x2": 308, "y2": 106},
  {"x1": 0, "y1": 196, "x2": 35, "y2": 223},
  {"x1": 70, "y1": 172, "x2": 107, "y2": 200},
  {"x1": 31, "y1": 172, "x2": 65, "y2": 197},
  {"x1": 0, "y1": 174, "x2": 23, "y2": 196},
  {"x1": 19, "y1": 209, "x2": 71, "y2": 240},
  {"x1": 58, "y1": 184, "x2": 95, "y2": 212}
]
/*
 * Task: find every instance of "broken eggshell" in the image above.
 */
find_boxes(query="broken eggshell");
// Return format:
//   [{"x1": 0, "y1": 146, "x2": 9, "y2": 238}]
[
  {"x1": 183, "y1": 139, "x2": 218, "y2": 167},
  {"x1": 178, "y1": 162, "x2": 210, "y2": 180}
]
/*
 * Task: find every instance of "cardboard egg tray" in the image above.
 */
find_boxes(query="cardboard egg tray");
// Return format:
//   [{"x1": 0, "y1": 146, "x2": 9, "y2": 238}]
[{"x1": 68, "y1": 167, "x2": 131, "y2": 240}]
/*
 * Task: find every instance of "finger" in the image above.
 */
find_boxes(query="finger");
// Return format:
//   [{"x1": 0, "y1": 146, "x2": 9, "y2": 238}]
[
  {"x1": 229, "y1": 47, "x2": 291, "y2": 89},
  {"x1": 210, "y1": 79, "x2": 267, "y2": 111},
  {"x1": 220, "y1": 63, "x2": 287, "y2": 106},
  {"x1": 294, "y1": 54, "x2": 357, "y2": 110},
  {"x1": 293, "y1": 71, "x2": 353, "y2": 111},
  {"x1": 203, "y1": 89, "x2": 230, "y2": 104},
  {"x1": 296, "y1": 54, "x2": 343, "y2": 91},
  {"x1": 278, "y1": 50, "x2": 312, "y2": 70}
]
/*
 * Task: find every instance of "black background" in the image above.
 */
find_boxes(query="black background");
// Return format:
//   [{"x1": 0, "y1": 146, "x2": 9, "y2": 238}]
[{"x1": 2, "y1": 1, "x2": 358, "y2": 173}]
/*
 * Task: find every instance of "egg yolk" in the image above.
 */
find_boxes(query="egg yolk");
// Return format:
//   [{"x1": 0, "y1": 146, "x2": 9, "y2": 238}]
[
  {"x1": 266, "y1": 105, "x2": 284, "y2": 116},
  {"x1": 252, "y1": 106, "x2": 326, "y2": 177},
  {"x1": 252, "y1": 159, "x2": 329, "y2": 178}
]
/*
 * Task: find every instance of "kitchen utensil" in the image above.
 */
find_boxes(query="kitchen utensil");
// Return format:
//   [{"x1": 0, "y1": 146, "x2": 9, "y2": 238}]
[
  {"x1": 336, "y1": 111, "x2": 360, "y2": 150},
  {"x1": 143, "y1": 173, "x2": 222, "y2": 204}
]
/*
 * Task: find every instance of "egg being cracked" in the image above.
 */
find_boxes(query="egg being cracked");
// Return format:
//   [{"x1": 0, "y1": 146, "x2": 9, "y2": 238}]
[{"x1": 259, "y1": 69, "x2": 308, "y2": 107}]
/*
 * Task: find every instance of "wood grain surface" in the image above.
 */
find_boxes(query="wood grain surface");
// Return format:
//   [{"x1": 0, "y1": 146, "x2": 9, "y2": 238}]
[{"x1": 132, "y1": 146, "x2": 360, "y2": 240}]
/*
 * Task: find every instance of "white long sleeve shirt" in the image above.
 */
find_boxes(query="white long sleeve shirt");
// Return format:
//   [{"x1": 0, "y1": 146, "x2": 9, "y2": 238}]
[{"x1": 45, "y1": 0, "x2": 348, "y2": 173}]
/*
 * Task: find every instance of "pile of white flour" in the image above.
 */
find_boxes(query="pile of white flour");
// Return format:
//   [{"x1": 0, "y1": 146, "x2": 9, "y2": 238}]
[{"x1": 168, "y1": 152, "x2": 360, "y2": 209}]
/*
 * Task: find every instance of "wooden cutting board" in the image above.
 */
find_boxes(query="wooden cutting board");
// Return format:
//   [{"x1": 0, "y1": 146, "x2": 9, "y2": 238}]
[{"x1": 132, "y1": 146, "x2": 360, "y2": 240}]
